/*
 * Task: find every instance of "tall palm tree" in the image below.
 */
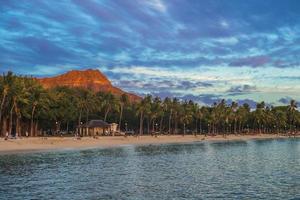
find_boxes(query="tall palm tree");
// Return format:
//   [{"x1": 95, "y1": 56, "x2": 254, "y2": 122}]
[
  {"x1": 254, "y1": 101, "x2": 266, "y2": 134},
  {"x1": 172, "y1": 98, "x2": 180, "y2": 134},
  {"x1": 102, "y1": 92, "x2": 118, "y2": 122},
  {"x1": 25, "y1": 78, "x2": 47, "y2": 136},
  {"x1": 217, "y1": 99, "x2": 227, "y2": 135},
  {"x1": 150, "y1": 97, "x2": 162, "y2": 134},
  {"x1": 118, "y1": 94, "x2": 129, "y2": 132},
  {"x1": 157, "y1": 98, "x2": 165, "y2": 133},
  {"x1": 136, "y1": 96, "x2": 151, "y2": 135},
  {"x1": 163, "y1": 97, "x2": 172, "y2": 134},
  {"x1": 8, "y1": 76, "x2": 29, "y2": 136},
  {"x1": 180, "y1": 101, "x2": 193, "y2": 136},
  {"x1": 238, "y1": 103, "x2": 250, "y2": 134},
  {"x1": 231, "y1": 101, "x2": 238, "y2": 134},
  {"x1": 76, "y1": 89, "x2": 85, "y2": 126},
  {"x1": 0, "y1": 72, "x2": 16, "y2": 136},
  {"x1": 287, "y1": 99, "x2": 297, "y2": 133},
  {"x1": 200, "y1": 106, "x2": 209, "y2": 135},
  {"x1": 193, "y1": 103, "x2": 202, "y2": 135}
]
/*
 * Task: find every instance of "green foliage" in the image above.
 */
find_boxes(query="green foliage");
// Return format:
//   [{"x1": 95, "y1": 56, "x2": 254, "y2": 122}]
[{"x1": 0, "y1": 72, "x2": 299, "y2": 136}]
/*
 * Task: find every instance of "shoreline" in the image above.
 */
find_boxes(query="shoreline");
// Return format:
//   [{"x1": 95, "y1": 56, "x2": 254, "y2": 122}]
[{"x1": 0, "y1": 134, "x2": 298, "y2": 155}]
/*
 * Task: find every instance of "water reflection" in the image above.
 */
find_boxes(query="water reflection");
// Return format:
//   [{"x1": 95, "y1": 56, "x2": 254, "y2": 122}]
[
  {"x1": 134, "y1": 142, "x2": 207, "y2": 156},
  {"x1": 0, "y1": 138, "x2": 299, "y2": 200}
]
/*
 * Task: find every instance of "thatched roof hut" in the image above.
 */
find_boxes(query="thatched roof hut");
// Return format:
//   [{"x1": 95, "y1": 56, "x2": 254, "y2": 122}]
[
  {"x1": 78, "y1": 120, "x2": 111, "y2": 136},
  {"x1": 81, "y1": 120, "x2": 110, "y2": 128}
]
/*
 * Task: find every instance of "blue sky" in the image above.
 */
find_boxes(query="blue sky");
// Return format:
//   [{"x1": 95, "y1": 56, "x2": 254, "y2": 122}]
[{"x1": 1, "y1": 0, "x2": 300, "y2": 106}]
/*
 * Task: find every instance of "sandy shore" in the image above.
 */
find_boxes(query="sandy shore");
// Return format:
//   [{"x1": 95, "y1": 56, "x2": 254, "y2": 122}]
[{"x1": 0, "y1": 134, "x2": 296, "y2": 154}]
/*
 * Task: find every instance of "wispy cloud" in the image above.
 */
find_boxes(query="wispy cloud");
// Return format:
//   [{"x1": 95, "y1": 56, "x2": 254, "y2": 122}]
[
  {"x1": 0, "y1": 0, "x2": 300, "y2": 105},
  {"x1": 143, "y1": 0, "x2": 167, "y2": 12}
]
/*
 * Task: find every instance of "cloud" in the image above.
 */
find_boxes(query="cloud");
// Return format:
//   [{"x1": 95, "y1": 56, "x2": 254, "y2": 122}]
[
  {"x1": 229, "y1": 56, "x2": 270, "y2": 67},
  {"x1": 115, "y1": 79, "x2": 213, "y2": 91},
  {"x1": 226, "y1": 84, "x2": 257, "y2": 94},
  {"x1": 1, "y1": 0, "x2": 300, "y2": 106},
  {"x1": 226, "y1": 98, "x2": 258, "y2": 109},
  {"x1": 180, "y1": 94, "x2": 222, "y2": 106},
  {"x1": 278, "y1": 97, "x2": 299, "y2": 105},
  {"x1": 143, "y1": 0, "x2": 167, "y2": 13}
]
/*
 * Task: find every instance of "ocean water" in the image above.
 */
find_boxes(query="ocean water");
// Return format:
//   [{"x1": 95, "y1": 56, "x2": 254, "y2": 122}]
[{"x1": 0, "y1": 138, "x2": 299, "y2": 200}]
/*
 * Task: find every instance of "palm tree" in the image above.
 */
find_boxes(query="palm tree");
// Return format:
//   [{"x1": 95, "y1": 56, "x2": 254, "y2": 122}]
[
  {"x1": 193, "y1": 103, "x2": 202, "y2": 135},
  {"x1": 231, "y1": 101, "x2": 238, "y2": 134},
  {"x1": 238, "y1": 103, "x2": 250, "y2": 134},
  {"x1": 0, "y1": 73, "x2": 9, "y2": 136},
  {"x1": 180, "y1": 101, "x2": 193, "y2": 136},
  {"x1": 76, "y1": 89, "x2": 85, "y2": 127},
  {"x1": 217, "y1": 99, "x2": 227, "y2": 135},
  {"x1": 172, "y1": 98, "x2": 180, "y2": 134},
  {"x1": 210, "y1": 102, "x2": 218, "y2": 135},
  {"x1": 7, "y1": 76, "x2": 29, "y2": 136},
  {"x1": 150, "y1": 97, "x2": 162, "y2": 134},
  {"x1": 163, "y1": 97, "x2": 172, "y2": 134},
  {"x1": 136, "y1": 96, "x2": 151, "y2": 135},
  {"x1": 118, "y1": 94, "x2": 129, "y2": 132},
  {"x1": 200, "y1": 107, "x2": 209, "y2": 135},
  {"x1": 158, "y1": 98, "x2": 166, "y2": 133},
  {"x1": 102, "y1": 92, "x2": 118, "y2": 122},
  {"x1": 287, "y1": 99, "x2": 297, "y2": 134},
  {"x1": 25, "y1": 78, "x2": 47, "y2": 136},
  {"x1": 254, "y1": 101, "x2": 266, "y2": 134},
  {"x1": 271, "y1": 106, "x2": 287, "y2": 134}
]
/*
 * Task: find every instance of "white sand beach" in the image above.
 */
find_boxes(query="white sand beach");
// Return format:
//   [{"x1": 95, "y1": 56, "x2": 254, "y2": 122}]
[{"x1": 0, "y1": 134, "x2": 295, "y2": 154}]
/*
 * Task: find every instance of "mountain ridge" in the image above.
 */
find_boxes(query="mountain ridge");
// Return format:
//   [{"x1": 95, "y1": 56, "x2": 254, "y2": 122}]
[{"x1": 37, "y1": 69, "x2": 141, "y2": 102}]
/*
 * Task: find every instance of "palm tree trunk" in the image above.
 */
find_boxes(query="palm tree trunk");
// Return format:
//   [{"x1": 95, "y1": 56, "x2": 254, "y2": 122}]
[
  {"x1": 152, "y1": 119, "x2": 155, "y2": 133},
  {"x1": 118, "y1": 105, "x2": 123, "y2": 132},
  {"x1": 0, "y1": 93, "x2": 7, "y2": 129},
  {"x1": 16, "y1": 116, "x2": 20, "y2": 137},
  {"x1": 195, "y1": 118, "x2": 198, "y2": 134},
  {"x1": 234, "y1": 118, "x2": 237, "y2": 134},
  {"x1": 199, "y1": 118, "x2": 202, "y2": 134},
  {"x1": 104, "y1": 107, "x2": 110, "y2": 121},
  {"x1": 86, "y1": 109, "x2": 89, "y2": 123},
  {"x1": 238, "y1": 121, "x2": 242, "y2": 134},
  {"x1": 139, "y1": 111, "x2": 143, "y2": 135},
  {"x1": 147, "y1": 117, "x2": 150, "y2": 134},
  {"x1": 78, "y1": 108, "x2": 82, "y2": 126},
  {"x1": 34, "y1": 121, "x2": 38, "y2": 136},
  {"x1": 159, "y1": 115, "x2": 163, "y2": 133},
  {"x1": 78, "y1": 108, "x2": 82, "y2": 136},
  {"x1": 30, "y1": 105, "x2": 36, "y2": 137},
  {"x1": 174, "y1": 115, "x2": 178, "y2": 134},
  {"x1": 168, "y1": 110, "x2": 172, "y2": 134},
  {"x1": 2, "y1": 117, "x2": 7, "y2": 137},
  {"x1": 9, "y1": 105, "x2": 14, "y2": 136}
]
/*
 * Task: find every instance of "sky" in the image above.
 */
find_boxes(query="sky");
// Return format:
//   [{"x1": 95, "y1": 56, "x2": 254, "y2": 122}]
[{"x1": 0, "y1": 0, "x2": 300, "y2": 107}]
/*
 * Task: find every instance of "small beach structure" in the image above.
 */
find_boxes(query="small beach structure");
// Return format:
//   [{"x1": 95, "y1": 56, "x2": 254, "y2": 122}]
[
  {"x1": 78, "y1": 120, "x2": 110, "y2": 136},
  {"x1": 110, "y1": 123, "x2": 118, "y2": 136},
  {"x1": 77, "y1": 120, "x2": 118, "y2": 136}
]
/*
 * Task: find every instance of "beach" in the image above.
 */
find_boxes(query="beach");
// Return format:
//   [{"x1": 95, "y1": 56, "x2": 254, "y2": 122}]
[{"x1": 0, "y1": 134, "x2": 294, "y2": 154}]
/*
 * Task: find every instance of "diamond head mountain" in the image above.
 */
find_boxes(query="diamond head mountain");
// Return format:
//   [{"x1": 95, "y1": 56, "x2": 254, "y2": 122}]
[{"x1": 38, "y1": 69, "x2": 141, "y2": 101}]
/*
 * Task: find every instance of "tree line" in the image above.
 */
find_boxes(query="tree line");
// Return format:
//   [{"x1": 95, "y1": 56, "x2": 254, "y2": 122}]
[{"x1": 0, "y1": 72, "x2": 299, "y2": 137}]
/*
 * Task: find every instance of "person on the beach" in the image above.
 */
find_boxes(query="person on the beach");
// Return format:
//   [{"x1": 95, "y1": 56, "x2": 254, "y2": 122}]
[
  {"x1": 5, "y1": 131, "x2": 8, "y2": 140},
  {"x1": 26, "y1": 131, "x2": 29, "y2": 137}
]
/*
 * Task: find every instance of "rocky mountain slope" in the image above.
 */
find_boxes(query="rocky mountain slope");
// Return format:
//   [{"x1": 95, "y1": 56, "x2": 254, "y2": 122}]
[{"x1": 38, "y1": 69, "x2": 141, "y2": 101}]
